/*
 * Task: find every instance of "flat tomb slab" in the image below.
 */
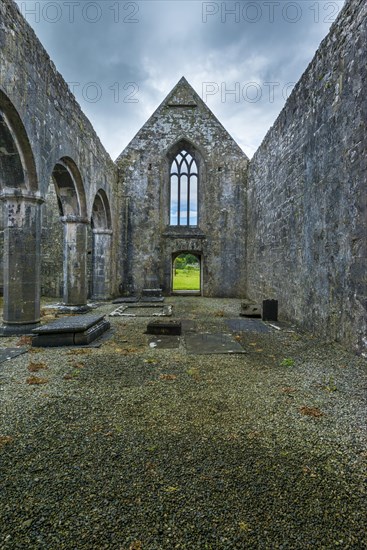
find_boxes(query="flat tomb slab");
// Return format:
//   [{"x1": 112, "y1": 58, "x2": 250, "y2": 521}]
[
  {"x1": 32, "y1": 315, "x2": 110, "y2": 347},
  {"x1": 119, "y1": 303, "x2": 166, "y2": 309},
  {"x1": 148, "y1": 336, "x2": 180, "y2": 349},
  {"x1": 180, "y1": 320, "x2": 197, "y2": 333},
  {"x1": 42, "y1": 303, "x2": 93, "y2": 314},
  {"x1": 112, "y1": 297, "x2": 139, "y2": 304},
  {"x1": 226, "y1": 318, "x2": 271, "y2": 334},
  {"x1": 140, "y1": 297, "x2": 165, "y2": 303},
  {"x1": 0, "y1": 348, "x2": 28, "y2": 365},
  {"x1": 185, "y1": 333, "x2": 245, "y2": 355},
  {"x1": 33, "y1": 314, "x2": 106, "y2": 334},
  {"x1": 147, "y1": 320, "x2": 182, "y2": 335}
]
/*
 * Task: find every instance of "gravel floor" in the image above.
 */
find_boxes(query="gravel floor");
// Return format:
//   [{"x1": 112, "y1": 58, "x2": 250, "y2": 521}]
[{"x1": 0, "y1": 297, "x2": 366, "y2": 549}]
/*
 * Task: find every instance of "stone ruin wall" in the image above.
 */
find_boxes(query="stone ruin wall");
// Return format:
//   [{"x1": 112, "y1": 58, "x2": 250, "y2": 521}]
[
  {"x1": 0, "y1": 0, "x2": 365, "y2": 352},
  {"x1": 0, "y1": 0, "x2": 119, "y2": 299},
  {"x1": 116, "y1": 80, "x2": 249, "y2": 298},
  {"x1": 247, "y1": 0, "x2": 366, "y2": 353}
]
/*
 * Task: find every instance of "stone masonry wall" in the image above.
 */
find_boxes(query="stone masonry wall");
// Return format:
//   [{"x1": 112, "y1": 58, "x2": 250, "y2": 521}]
[
  {"x1": 40, "y1": 184, "x2": 63, "y2": 298},
  {"x1": 247, "y1": 0, "x2": 366, "y2": 353},
  {"x1": 116, "y1": 78, "x2": 249, "y2": 298},
  {"x1": 0, "y1": 0, "x2": 119, "y2": 296}
]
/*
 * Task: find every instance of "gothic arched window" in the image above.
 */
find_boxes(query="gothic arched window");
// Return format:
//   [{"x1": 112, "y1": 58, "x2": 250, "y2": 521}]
[{"x1": 170, "y1": 150, "x2": 198, "y2": 226}]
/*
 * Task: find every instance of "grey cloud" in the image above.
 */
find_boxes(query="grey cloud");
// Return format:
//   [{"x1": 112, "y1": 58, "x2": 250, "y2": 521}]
[{"x1": 15, "y1": 0, "x2": 345, "y2": 159}]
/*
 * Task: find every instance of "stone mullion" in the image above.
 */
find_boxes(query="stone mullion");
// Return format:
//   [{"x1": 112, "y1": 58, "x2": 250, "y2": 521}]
[
  {"x1": 178, "y1": 172, "x2": 181, "y2": 226},
  {"x1": 187, "y1": 173, "x2": 191, "y2": 226}
]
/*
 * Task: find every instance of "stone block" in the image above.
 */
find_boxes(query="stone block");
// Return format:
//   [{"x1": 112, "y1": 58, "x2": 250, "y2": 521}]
[
  {"x1": 147, "y1": 320, "x2": 182, "y2": 335},
  {"x1": 142, "y1": 288, "x2": 163, "y2": 298},
  {"x1": 262, "y1": 300, "x2": 278, "y2": 322},
  {"x1": 32, "y1": 314, "x2": 110, "y2": 347},
  {"x1": 240, "y1": 304, "x2": 262, "y2": 318}
]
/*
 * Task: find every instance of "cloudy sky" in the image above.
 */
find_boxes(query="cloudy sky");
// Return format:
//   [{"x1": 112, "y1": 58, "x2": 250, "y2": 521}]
[{"x1": 15, "y1": 0, "x2": 345, "y2": 160}]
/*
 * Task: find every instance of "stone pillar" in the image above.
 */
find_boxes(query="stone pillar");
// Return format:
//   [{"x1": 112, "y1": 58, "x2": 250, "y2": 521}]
[
  {"x1": 1, "y1": 190, "x2": 43, "y2": 327},
  {"x1": 62, "y1": 216, "x2": 88, "y2": 306},
  {"x1": 92, "y1": 229, "x2": 112, "y2": 300}
]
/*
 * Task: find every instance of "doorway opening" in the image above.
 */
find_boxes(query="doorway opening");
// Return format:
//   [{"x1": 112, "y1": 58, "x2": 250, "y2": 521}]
[{"x1": 172, "y1": 253, "x2": 201, "y2": 295}]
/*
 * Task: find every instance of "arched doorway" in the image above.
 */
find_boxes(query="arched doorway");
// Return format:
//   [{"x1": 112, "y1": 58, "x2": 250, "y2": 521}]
[
  {"x1": 47, "y1": 158, "x2": 88, "y2": 307},
  {"x1": 172, "y1": 252, "x2": 202, "y2": 295},
  {"x1": 90, "y1": 189, "x2": 112, "y2": 300}
]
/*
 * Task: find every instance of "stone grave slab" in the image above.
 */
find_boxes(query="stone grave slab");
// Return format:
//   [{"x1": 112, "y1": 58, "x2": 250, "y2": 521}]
[
  {"x1": 140, "y1": 296, "x2": 165, "y2": 303},
  {"x1": 141, "y1": 288, "x2": 164, "y2": 303},
  {"x1": 32, "y1": 314, "x2": 110, "y2": 347},
  {"x1": 148, "y1": 336, "x2": 180, "y2": 349},
  {"x1": 112, "y1": 297, "x2": 139, "y2": 304},
  {"x1": 226, "y1": 318, "x2": 271, "y2": 334},
  {"x1": 110, "y1": 305, "x2": 172, "y2": 317},
  {"x1": 147, "y1": 320, "x2": 181, "y2": 335},
  {"x1": 185, "y1": 333, "x2": 245, "y2": 355},
  {"x1": 181, "y1": 320, "x2": 197, "y2": 333},
  {"x1": 42, "y1": 303, "x2": 93, "y2": 315},
  {"x1": 142, "y1": 288, "x2": 163, "y2": 298},
  {"x1": 0, "y1": 348, "x2": 28, "y2": 364}
]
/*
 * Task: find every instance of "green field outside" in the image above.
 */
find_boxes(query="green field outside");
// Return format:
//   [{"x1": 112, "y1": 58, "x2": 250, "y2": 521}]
[{"x1": 172, "y1": 268, "x2": 200, "y2": 291}]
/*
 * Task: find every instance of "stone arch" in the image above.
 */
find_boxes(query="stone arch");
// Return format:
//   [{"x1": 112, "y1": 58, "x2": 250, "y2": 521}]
[
  {"x1": 91, "y1": 189, "x2": 112, "y2": 230},
  {"x1": 0, "y1": 89, "x2": 38, "y2": 192},
  {"x1": 43, "y1": 157, "x2": 88, "y2": 306},
  {"x1": 164, "y1": 135, "x2": 206, "y2": 164},
  {"x1": 51, "y1": 157, "x2": 87, "y2": 218},
  {"x1": 90, "y1": 189, "x2": 112, "y2": 300}
]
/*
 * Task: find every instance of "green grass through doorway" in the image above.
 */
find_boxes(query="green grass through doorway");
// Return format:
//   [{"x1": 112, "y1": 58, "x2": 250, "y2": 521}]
[{"x1": 172, "y1": 268, "x2": 200, "y2": 291}]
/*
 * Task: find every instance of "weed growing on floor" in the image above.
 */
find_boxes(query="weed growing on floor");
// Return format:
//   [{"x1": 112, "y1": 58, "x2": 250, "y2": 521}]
[{"x1": 280, "y1": 358, "x2": 295, "y2": 367}]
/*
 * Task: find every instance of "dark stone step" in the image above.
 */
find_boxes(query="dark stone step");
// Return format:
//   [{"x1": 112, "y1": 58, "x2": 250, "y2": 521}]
[{"x1": 147, "y1": 320, "x2": 182, "y2": 335}]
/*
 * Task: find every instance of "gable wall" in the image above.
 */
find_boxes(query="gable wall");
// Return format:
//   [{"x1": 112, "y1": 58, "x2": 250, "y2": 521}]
[{"x1": 117, "y1": 83, "x2": 249, "y2": 297}]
